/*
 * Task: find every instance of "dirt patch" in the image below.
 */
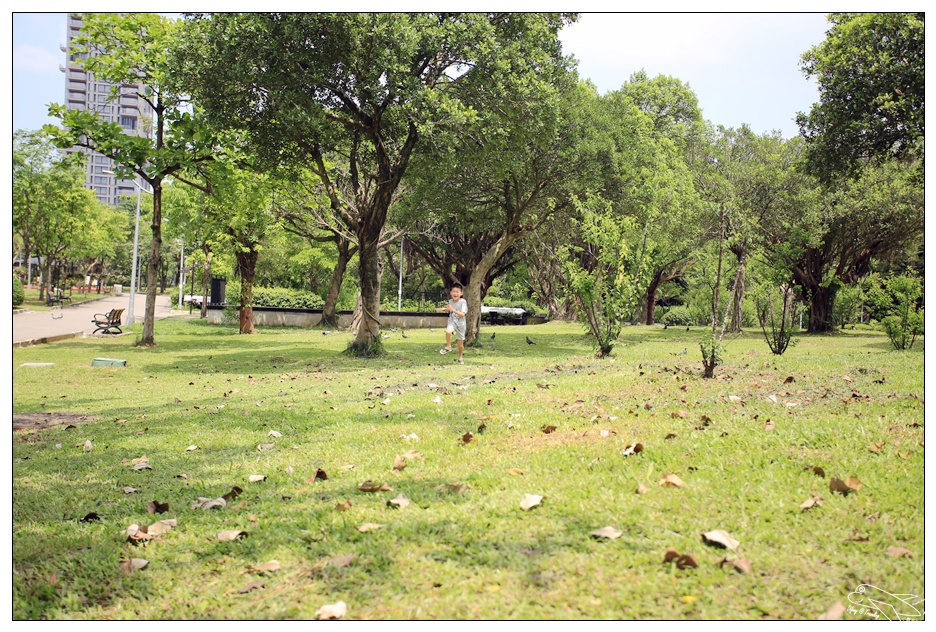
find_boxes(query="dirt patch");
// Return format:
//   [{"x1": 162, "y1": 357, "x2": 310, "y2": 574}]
[{"x1": 13, "y1": 412, "x2": 98, "y2": 432}]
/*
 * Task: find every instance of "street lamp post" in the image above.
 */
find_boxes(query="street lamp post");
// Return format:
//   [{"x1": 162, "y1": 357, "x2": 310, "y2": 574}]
[
  {"x1": 104, "y1": 170, "x2": 147, "y2": 326},
  {"x1": 177, "y1": 235, "x2": 185, "y2": 310}
]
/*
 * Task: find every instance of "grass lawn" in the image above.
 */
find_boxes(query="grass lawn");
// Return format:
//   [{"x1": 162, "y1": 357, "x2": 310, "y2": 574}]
[{"x1": 12, "y1": 320, "x2": 924, "y2": 620}]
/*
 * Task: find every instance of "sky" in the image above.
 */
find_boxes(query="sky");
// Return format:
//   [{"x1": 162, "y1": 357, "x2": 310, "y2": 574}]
[{"x1": 10, "y1": 12, "x2": 831, "y2": 140}]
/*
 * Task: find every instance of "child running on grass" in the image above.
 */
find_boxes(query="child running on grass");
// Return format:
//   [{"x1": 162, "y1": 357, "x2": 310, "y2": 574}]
[{"x1": 436, "y1": 282, "x2": 467, "y2": 364}]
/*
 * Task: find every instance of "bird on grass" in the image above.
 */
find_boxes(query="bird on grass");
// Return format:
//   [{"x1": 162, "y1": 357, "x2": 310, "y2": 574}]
[
  {"x1": 678, "y1": 347, "x2": 687, "y2": 356},
  {"x1": 401, "y1": 329, "x2": 409, "y2": 339},
  {"x1": 686, "y1": 326, "x2": 690, "y2": 332},
  {"x1": 491, "y1": 332, "x2": 496, "y2": 339},
  {"x1": 526, "y1": 336, "x2": 536, "y2": 345},
  {"x1": 322, "y1": 330, "x2": 332, "y2": 335},
  {"x1": 429, "y1": 327, "x2": 436, "y2": 333}
]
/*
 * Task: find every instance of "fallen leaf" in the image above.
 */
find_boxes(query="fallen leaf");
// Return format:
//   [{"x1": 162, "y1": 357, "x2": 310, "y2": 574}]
[
  {"x1": 358, "y1": 480, "x2": 393, "y2": 492},
  {"x1": 818, "y1": 600, "x2": 846, "y2": 620},
  {"x1": 185, "y1": 445, "x2": 198, "y2": 452},
  {"x1": 400, "y1": 433, "x2": 420, "y2": 441},
  {"x1": 672, "y1": 410, "x2": 689, "y2": 419},
  {"x1": 119, "y1": 558, "x2": 148, "y2": 573},
  {"x1": 829, "y1": 475, "x2": 862, "y2": 495},
  {"x1": 248, "y1": 475, "x2": 267, "y2": 483},
  {"x1": 621, "y1": 442, "x2": 643, "y2": 457},
  {"x1": 329, "y1": 554, "x2": 356, "y2": 568},
  {"x1": 718, "y1": 557, "x2": 752, "y2": 574},
  {"x1": 122, "y1": 486, "x2": 138, "y2": 494},
  {"x1": 249, "y1": 560, "x2": 281, "y2": 573},
  {"x1": 146, "y1": 500, "x2": 169, "y2": 514},
  {"x1": 506, "y1": 468, "x2": 525, "y2": 476},
  {"x1": 886, "y1": 546, "x2": 912, "y2": 558},
  {"x1": 131, "y1": 462, "x2": 152, "y2": 471},
  {"x1": 784, "y1": 376, "x2": 795, "y2": 383},
  {"x1": 589, "y1": 526, "x2": 622, "y2": 539},
  {"x1": 257, "y1": 443, "x2": 275, "y2": 451},
  {"x1": 433, "y1": 396, "x2": 443, "y2": 404},
  {"x1": 701, "y1": 529, "x2": 740, "y2": 551},
  {"x1": 222, "y1": 486, "x2": 243, "y2": 502},
  {"x1": 767, "y1": 394, "x2": 778, "y2": 404},
  {"x1": 357, "y1": 522, "x2": 384, "y2": 532},
  {"x1": 810, "y1": 466, "x2": 826, "y2": 478},
  {"x1": 238, "y1": 580, "x2": 264, "y2": 594},
  {"x1": 462, "y1": 432, "x2": 474, "y2": 444},
  {"x1": 659, "y1": 473, "x2": 684, "y2": 488},
  {"x1": 541, "y1": 425, "x2": 557, "y2": 434},
  {"x1": 843, "y1": 375, "x2": 853, "y2": 382},
  {"x1": 636, "y1": 483, "x2": 649, "y2": 495},
  {"x1": 663, "y1": 548, "x2": 681, "y2": 564},
  {"x1": 764, "y1": 421, "x2": 775, "y2": 431},
  {"x1": 868, "y1": 441, "x2": 885, "y2": 454},
  {"x1": 284, "y1": 466, "x2": 294, "y2": 475},
  {"x1": 217, "y1": 530, "x2": 247, "y2": 541},
  {"x1": 268, "y1": 430, "x2": 282, "y2": 437},
  {"x1": 520, "y1": 493, "x2": 543, "y2": 510},
  {"x1": 79, "y1": 512, "x2": 101, "y2": 523},
  {"x1": 664, "y1": 433, "x2": 678, "y2": 440},
  {"x1": 316, "y1": 601, "x2": 347, "y2": 620},
  {"x1": 387, "y1": 493, "x2": 410, "y2": 509},
  {"x1": 676, "y1": 554, "x2": 698, "y2": 569},
  {"x1": 392, "y1": 455, "x2": 407, "y2": 471},
  {"x1": 897, "y1": 451, "x2": 911, "y2": 460},
  {"x1": 401, "y1": 450, "x2": 422, "y2": 460},
  {"x1": 799, "y1": 495, "x2": 824, "y2": 510},
  {"x1": 728, "y1": 395, "x2": 743, "y2": 402},
  {"x1": 83, "y1": 440, "x2": 93, "y2": 452}
]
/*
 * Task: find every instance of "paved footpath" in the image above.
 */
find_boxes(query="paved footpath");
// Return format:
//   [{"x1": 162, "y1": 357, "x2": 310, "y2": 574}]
[{"x1": 12, "y1": 293, "x2": 185, "y2": 347}]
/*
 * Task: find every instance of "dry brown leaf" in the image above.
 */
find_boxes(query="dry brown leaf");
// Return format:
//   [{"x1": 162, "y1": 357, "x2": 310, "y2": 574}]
[
  {"x1": 818, "y1": 600, "x2": 846, "y2": 620},
  {"x1": 132, "y1": 461, "x2": 152, "y2": 471},
  {"x1": 676, "y1": 554, "x2": 698, "y2": 569},
  {"x1": 146, "y1": 500, "x2": 169, "y2": 514},
  {"x1": 886, "y1": 546, "x2": 912, "y2": 558},
  {"x1": 663, "y1": 548, "x2": 681, "y2": 564},
  {"x1": 897, "y1": 451, "x2": 911, "y2": 460},
  {"x1": 335, "y1": 500, "x2": 353, "y2": 512},
  {"x1": 122, "y1": 486, "x2": 138, "y2": 494},
  {"x1": 659, "y1": 473, "x2": 684, "y2": 488},
  {"x1": 621, "y1": 442, "x2": 644, "y2": 457},
  {"x1": 316, "y1": 601, "x2": 347, "y2": 620},
  {"x1": 830, "y1": 475, "x2": 862, "y2": 495},
  {"x1": 392, "y1": 455, "x2": 407, "y2": 471},
  {"x1": 191, "y1": 497, "x2": 226, "y2": 510},
  {"x1": 664, "y1": 432, "x2": 678, "y2": 440},
  {"x1": 636, "y1": 483, "x2": 649, "y2": 495},
  {"x1": 843, "y1": 375, "x2": 854, "y2": 382},
  {"x1": 462, "y1": 431, "x2": 474, "y2": 444},
  {"x1": 329, "y1": 553, "x2": 356, "y2": 568},
  {"x1": 589, "y1": 526, "x2": 622, "y2": 539},
  {"x1": 764, "y1": 421, "x2": 775, "y2": 431},
  {"x1": 701, "y1": 529, "x2": 740, "y2": 551},
  {"x1": 357, "y1": 522, "x2": 384, "y2": 532},
  {"x1": 238, "y1": 580, "x2": 264, "y2": 594},
  {"x1": 520, "y1": 493, "x2": 543, "y2": 510},
  {"x1": 506, "y1": 468, "x2": 525, "y2": 476},
  {"x1": 868, "y1": 441, "x2": 885, "y2": 454},
  {"x1": 248, "y1": 474, "x2": 267, "y2": 483},
  {"x1": 784, "y1": 375, "x2": 795, "y2": 383},
  {"x1": 672, "y1": 410, "x2": 688, "y2": 419},
  {"x1": 401, "y1": 450, "x2": 422, "y2": 460},
  {"x1": 222, "y1": 486, "x2": 243, "y2": 502},
  {"x1": 541, "y1": 425, "x2": 557, "y2": 434},
  {"x1": 82, "y1": 440, "x2": 93, "y2": 452},
  {"x1": 217, "y1": 530, "x2": 247, "y2": 541},
  {"x1": 387, "y1": 493, "x2": 410, "y2": 509},
  {"x1": 718, "y1": 557, "x2": 752, "y2": 574},
  {"x1": 249, "y1": 560, "x2": 281, "y2": 573},
  {"x1": 799, "y1": 495, "x2": 824, "y2": 510},
  {"x1": 119, "y1": 558, "x2": 148, "y2": 573},
  {"x1": 357, "y1": 480, "x2": 393, "y2": 492},
  {"x1": 257, "y1": 443, "x2": 275, "y2": 451},
  {"x1": 268, "y1": 430, "x2": 282, "y2": 437},
  {"x1": 811, "y1": 465, "x2": 826, "y2": 478}
]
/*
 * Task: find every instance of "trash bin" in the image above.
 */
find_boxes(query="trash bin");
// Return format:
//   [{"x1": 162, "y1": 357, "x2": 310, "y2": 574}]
[{"x1": 114, "y1": 284, "x2": 123, "y2": 296}]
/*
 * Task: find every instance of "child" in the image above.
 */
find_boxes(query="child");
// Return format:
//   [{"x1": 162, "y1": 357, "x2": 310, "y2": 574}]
[{"x1": 436, "y1": 283, "x2": 467, "y2": 364}]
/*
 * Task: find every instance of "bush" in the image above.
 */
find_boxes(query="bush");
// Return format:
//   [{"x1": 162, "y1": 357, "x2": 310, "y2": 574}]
[
  {"x1": 660, "y1": 306, "x2": 693, "y2": 326},
  {"x1": 483, "y1": 296, "x2": 540, "y2": 314},
  {"x1": 13, "y1": 275, "x2": 25, "y2": 308},
  {"x1": 252, "y1": 286, "x2": 324, "y2": 310}
]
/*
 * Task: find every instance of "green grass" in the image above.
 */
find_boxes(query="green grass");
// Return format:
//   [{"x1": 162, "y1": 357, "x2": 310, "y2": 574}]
[{"x1": 13, "y1": 320, "x2": 924, "y2": 620}]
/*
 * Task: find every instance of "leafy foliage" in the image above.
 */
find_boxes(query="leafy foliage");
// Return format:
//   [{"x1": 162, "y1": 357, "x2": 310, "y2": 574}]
[
  {"x1": 13, "y1": 274, "x2": 26, "y2": 307},
  {"x1": 879, "y1": 273, "x2": 924, "y2": 350}
]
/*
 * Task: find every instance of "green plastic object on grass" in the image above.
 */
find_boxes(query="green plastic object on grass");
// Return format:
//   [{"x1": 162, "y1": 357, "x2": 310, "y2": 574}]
[{"x1": 91, "y1": 358, "x2": 127, "y2": 367}]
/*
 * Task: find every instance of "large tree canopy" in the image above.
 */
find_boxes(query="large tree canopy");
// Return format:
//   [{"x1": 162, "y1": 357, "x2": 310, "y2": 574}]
[
  {"x1": 796, "y1": 13, "x2": 924, "y2": 182},
  {"x1": 173, "y1": 12, "x2": 575, "y2": 355}
]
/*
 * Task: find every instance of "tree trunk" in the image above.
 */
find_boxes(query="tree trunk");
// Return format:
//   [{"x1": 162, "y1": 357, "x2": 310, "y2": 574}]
[
  {"x1": 200, "y1": 243, "x2": 211, "y2": 319},
  {"x1": 236, "y1": 248, "x2": 258, "y2": 334},
  {"x1": 728, "y1": 255, "x2": 747, "y2": 333},
  {"x1": 349, "y1": 235, "x2": 383, "y2": 355},
  {"x1": 321, "y1": 240, "x2": 353, "y2": 328},
  {"x1": 805, "y1": 284, "x2": 837, "y2": 333},
  {"x1": 141, "y1": 183, "x2": 162, "y2": 346},
  {"x1": 642, "y1": 273, "x2": 663, "y2": 325},
  {"x1": 464, "y1": 230, "x2": 517, "y2": 346}
]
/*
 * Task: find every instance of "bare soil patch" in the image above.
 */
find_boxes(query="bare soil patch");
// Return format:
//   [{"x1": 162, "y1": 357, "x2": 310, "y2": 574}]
[{"x1": 13, "y1": 412, "x2": 98, "y2": 432}]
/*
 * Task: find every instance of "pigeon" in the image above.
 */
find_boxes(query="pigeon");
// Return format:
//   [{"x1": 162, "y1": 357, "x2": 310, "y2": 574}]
[
  {"x1": 429, "y1": 328, "x2": 436, "y2": 333},
  {"x1": 382, "y1": 334, "x2": 389, "y2": 339},
  {"x1": 490, "y1": 332, "x2": 496, "y2": 339},
  {"x1": 322, "y1": 330, "x2": 332, "y2": 335},
  {"x1": 389, "y1": 327, "x2": 399, "y2": 333},
  {"x1": 526, "y1": 336, "x2": 536, "y2": 345},
  {"x1": 663, "y1": 323, "x2": 668, "y2": 329},
  {"x1": 678, "y1": 347, "x2": 687, "y2": 356},
  {"x1": 401, "y1": 329, "x2": 409, "y2": 339},
  {"x1": 686, "y1": 326, "x2": 690, "y2": 331}
]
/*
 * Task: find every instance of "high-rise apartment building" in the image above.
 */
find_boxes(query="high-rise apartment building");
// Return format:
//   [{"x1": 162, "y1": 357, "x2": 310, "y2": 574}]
[{"x1": 59, "y1": 13, "x2": 153, "y2": 206}]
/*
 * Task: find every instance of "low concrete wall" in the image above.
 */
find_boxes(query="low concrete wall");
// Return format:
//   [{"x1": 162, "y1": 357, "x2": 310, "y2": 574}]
[{"x1": 205, "y1": 306, "x2": 450, "y2": 329}]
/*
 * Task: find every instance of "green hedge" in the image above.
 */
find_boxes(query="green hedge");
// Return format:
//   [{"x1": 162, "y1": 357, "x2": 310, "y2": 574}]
[
  {"x1": 13, "y1": 274, "x2": 25, "y2": 307},
  {"x1": 173, "y1": 285, "x2": 325, "y2": 310},
  {"x1": 660, "y1": 305, "x2": 693, "y2": 326}
]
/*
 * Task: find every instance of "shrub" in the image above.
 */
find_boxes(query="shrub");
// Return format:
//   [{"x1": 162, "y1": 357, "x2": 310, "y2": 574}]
[
  {"x1": 660, "y1": 306, "x2": 693, "y2": 326},
  {"x1": 880, "y1": 273, "x2": 924, "y2": 350},
  {"x1": 13, "y1": 274, "x2": 25, "y2": 307},
  {"x1": 251, "y1": 286, "x2": 324, "y2": 310},
  {"x1": 483, "y1": 296, "x2": 540, "y2": 314}
]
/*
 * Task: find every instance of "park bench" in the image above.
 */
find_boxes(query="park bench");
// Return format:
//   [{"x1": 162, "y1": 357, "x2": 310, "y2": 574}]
[
  {"x1": 46, "y1": 289, "x2": 71, "y2": 307},
  {"x1": 92, "y1": 308, "x2": 125, "y2": 335}
]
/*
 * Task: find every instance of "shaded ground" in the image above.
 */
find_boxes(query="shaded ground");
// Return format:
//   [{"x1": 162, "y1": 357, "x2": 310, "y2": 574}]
[{"x1": 13, "y1": 412, "x2": 98, "y2": 432}]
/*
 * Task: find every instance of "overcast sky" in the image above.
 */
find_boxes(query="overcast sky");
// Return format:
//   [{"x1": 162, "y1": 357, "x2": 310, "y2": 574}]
[{"x1": 11, "y1": 12, "x2": 831, "y2": 139}]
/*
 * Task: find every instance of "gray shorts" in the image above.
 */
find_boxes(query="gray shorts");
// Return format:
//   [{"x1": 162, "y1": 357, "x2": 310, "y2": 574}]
[{"x1": 446, "y1": 321, "x2": 466, "y2": 341}]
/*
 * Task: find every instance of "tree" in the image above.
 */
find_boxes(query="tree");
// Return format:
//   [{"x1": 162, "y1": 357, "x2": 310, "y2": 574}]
[
  {"x1": 174, "y1": 12, "x2": 575, "y2": 356},
  {"x1": 44, "y1": 13, "x2": 217, "y2": 345},
  {"x1": 797, "y1": 13, "x2": 925, "y2": 182}
]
